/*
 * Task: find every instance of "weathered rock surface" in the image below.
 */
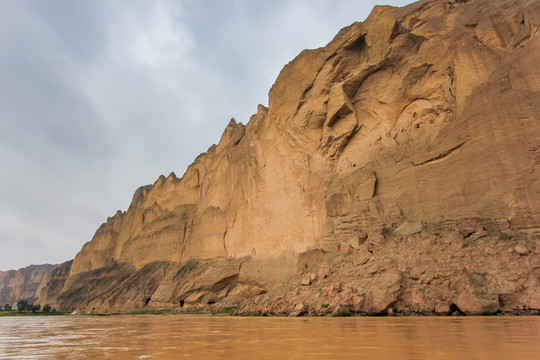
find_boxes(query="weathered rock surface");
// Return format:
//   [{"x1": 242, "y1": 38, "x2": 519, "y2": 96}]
[
  {"x1": 0, "y1": 264, "x2": 58, "y2": 306},
  {"x1": 37, "y1": 0, "x2": 540, "y2": 315},
  {"x1": 38, "y1": 261, "x2": 72, "y2": 308},
  {"x1": 238, "y1": 231, "x2": 540, "y2": 316}
]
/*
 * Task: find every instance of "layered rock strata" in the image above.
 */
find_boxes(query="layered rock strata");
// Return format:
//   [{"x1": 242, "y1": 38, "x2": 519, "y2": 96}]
[
  {"x1": 38, "y1": 261, "x2": 72, "y2": 309},
  {"x1": 0, "y1": 264, "x2": 57, "y2": 307},
  {"x1": 40, "y1": 0, "x2": 540, "y2": 315}
]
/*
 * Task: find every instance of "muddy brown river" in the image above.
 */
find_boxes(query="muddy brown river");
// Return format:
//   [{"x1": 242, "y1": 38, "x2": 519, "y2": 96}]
[{"x1": 0, "y1": 315, "x2": 539, "y2": 359}]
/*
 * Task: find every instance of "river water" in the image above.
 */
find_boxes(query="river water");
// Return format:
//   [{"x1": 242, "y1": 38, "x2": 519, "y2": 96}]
[{"x1": 0, "y1": 315, "x2": 539, "y2": 359}]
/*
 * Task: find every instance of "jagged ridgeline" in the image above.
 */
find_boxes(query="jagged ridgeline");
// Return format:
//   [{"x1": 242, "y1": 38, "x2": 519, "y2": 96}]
[{"x1": 36, "y1": 0, "x2": 539, "y2": 315}]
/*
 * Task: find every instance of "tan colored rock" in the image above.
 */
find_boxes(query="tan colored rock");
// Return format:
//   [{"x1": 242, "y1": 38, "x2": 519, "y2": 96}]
[
  {"x1": 289, "y1": 303, "x2": 308, "y2": 317},
  {"x1": 238, "y1": 231, "x2": 539, "y2": 316},
  {"x1": 448, "y1": 231, "x2": 469, "y2": 250},
  {"x1": 457, "y1": 289, "x2": 500, "y2": 315},
  {"x1": 435, "y1": 303, "x2": 450, "y2": 314},
  {"x1": 317, "y1": 262, "x2": 330, "y2": 279},
  {"x1": 364, "y1": 270, "x2": 402, "y2": 314},
  {"x1": 0, "y1": 264, "x2": 57, "y2": 307},
  {"x1": 352, "y1": 247, "x2": 372, "y2": 266},
  {"x1": 514, "y1": 243, "x2": 530, "y2": 256},
  {"x1": 339, "y1": 242, "x2": 353, "y2": 254},
  {"x1": 332, "y1": 303, "x2": 351, "y2": 317},
  {"x1": 297, "y1": 249, "x2": 327, "y2": 273},
  {"x1": 394, "y1": 222, "x2": 422, "y2": 236},
  {"x1": 420, "y1": 275, "x2": 434, "y2": 285},
  {"x1": 35, "y1": 0, "x2": 540, "y2": 313},
  {"x1": 349, "y1": 294, "x2": 366, "y2": 313},
  {"x1": 469, "y1": 228, "x2": 488, "y2": 241},
  {"x1": 38, "y1": 261, "x2": 72, "y2": 308},
  {"x1": 0, "y1": 271, "x2": 8, "y2": 285}
]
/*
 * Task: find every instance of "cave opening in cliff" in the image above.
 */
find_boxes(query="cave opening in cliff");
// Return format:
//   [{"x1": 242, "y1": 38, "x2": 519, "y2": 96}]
[
  {"x1": 448, "y1": 304, "x2": 465, "y2": 316},
  {"x1": 145, "y1": 297, "x2": 151, "y2": 306},
  {"x1": 179, "y1": 300, "x2": 184, "y2": 307}
]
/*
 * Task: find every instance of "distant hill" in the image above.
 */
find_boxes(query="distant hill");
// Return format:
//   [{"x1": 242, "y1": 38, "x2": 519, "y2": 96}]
[{"x1": 0, "y1": 264, "x2": 58, "y2": 306}]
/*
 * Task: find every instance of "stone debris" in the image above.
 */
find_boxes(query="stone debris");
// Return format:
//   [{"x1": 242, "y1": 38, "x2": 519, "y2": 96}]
[{"x1": 514, "y1": 243, "x2": 530, "y2": 256}]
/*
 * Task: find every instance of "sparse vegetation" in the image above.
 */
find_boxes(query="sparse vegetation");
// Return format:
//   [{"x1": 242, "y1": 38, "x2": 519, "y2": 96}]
[
  {"x1": 125, "y1": 305, "x2": 240, "y2": 316},
  {"x1": 125, "y1": 308, "x2": 177, "y2": 315},
  {"x1": 0, "y1": 300, "x2": 64, "y2": 316},
  {"x1": 1, "y1": 306, "x2": 68, "y2": 316},
  {"x1": 321, "y1": 303, "x2": 330, "y2": 308},
  {"x1": 220, "y1": 306, "x2": 238, "y2": 315}
]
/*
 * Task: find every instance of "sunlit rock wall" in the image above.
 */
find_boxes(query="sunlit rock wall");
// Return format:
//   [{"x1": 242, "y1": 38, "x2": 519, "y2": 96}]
[{"x1": 45, "y1": 0, "x2": 540, "y2": 312}]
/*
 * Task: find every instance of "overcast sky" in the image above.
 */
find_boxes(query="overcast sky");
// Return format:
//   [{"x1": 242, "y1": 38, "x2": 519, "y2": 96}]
[{"x1": 0, "y1": 0, "x2": 413, "y2": 270}]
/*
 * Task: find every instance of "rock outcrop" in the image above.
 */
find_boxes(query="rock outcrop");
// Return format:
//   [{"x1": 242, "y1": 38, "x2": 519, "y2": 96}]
[
  {"x1": 38, "y1": 261, "x2": 72, "y2": 309},
  {"x1": 238, "y1": 230, "x2": 540, "y2": 316},
  {"x1": 0, "y1": 264, "x2": 58, "y2": 307},
  {"x1": 40, "y1": 0, "x2": 540, "y2": 315}
]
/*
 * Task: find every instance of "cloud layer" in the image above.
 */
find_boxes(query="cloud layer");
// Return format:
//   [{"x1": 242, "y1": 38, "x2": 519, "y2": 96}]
[{"x1": 0, "y1": 0, "x2": 412, "y2": 270}]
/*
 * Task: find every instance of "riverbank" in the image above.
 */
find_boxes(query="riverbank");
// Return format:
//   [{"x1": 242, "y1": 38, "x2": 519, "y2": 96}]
[
  {"x1": 65, "y1": 304, "x2": 540, "y2": 318},
  {"x1": 0, "y1": 310, "x2": 71, "y2": 317},
  {"x1": 236, "y1": 231, "x2": 540, "y2": 317},
  {"x1": 5, "y1": 305, "x2": 538, "y2": 318}
]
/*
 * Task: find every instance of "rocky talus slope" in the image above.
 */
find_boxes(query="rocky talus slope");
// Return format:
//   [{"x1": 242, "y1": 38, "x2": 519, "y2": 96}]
[
  {"x1": 40, "y1": 0, "x2": 540, "y2": 315},
  {"x1": 0, "y1": 264, "x2": 58, "y2": 307}
]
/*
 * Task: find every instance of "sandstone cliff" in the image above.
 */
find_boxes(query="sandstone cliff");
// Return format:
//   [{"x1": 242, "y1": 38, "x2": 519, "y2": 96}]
[
  {"x1": 38, "y1": 261, "x2": 72, "y2": 309},
  {"x1": 41, "y1": 0, "x2": 540, "y2": 315},
  {"x1": 0, "y1": 264, "x2": 58, "y2": 307}
]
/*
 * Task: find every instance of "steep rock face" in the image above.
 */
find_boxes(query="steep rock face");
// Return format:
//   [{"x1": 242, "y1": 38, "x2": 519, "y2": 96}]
[
  {"x1": 46, "y1": 0, "x2": 540, "y2": 313},
  {"x1": 0, "y1": 271, "x2": 8, "y2": 285},
  {"x1": 38, "y1": 261, "x2": 72, "y2": 309},
  {"x1": 0, "y1": 264, "x2": 58, "y2": 306}
]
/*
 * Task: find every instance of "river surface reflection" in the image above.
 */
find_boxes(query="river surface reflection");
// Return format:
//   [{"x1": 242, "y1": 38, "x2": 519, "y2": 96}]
[{"x1": 0, "y1": 315, "x2": 539, "y2": 359}]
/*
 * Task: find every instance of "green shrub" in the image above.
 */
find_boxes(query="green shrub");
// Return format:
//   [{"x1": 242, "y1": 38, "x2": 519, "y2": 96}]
[
  {"x1": 17, "y1": 300, "x2": 28, "y2": 312},
  {"x1": 221, "y1": 306, "x2": 238, "y2": 315},
  {"x1": 321, "y1": 303, "x2": 330, "y2": 308}
]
